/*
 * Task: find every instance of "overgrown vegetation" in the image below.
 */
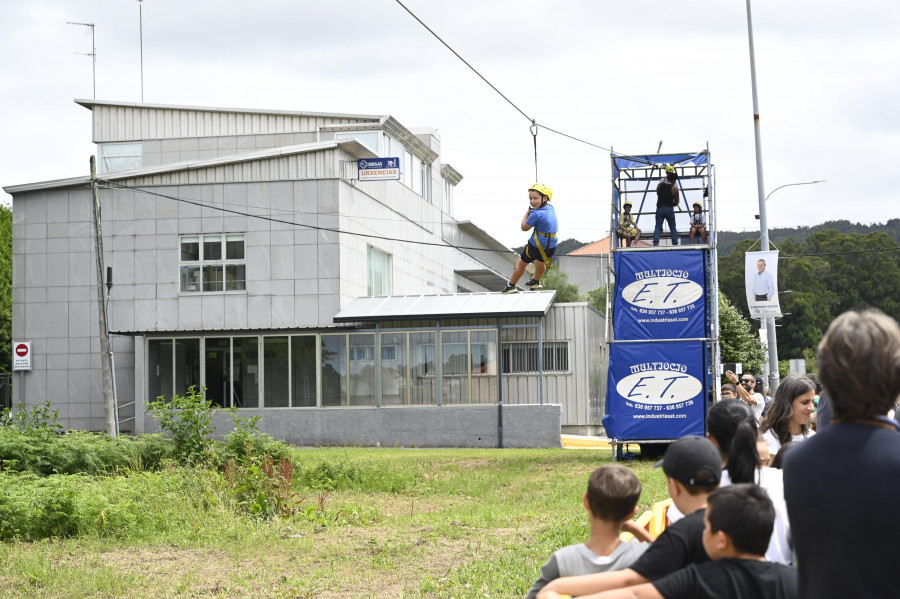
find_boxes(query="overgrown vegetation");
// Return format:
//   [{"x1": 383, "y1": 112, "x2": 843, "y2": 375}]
[
  {"x1": 0, "y1": 444, "x2": 668, "y2": 598},
  {"x1": 0, "y1": 399, "x2": 669, "y2": 596}
]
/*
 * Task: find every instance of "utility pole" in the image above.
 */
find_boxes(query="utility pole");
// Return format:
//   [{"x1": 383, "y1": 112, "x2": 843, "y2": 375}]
[
  {"x1": 744, "y1": 0, "x2": 780, "y2": 394},
  {"x1": 90, "y1": 157, "x2": 117, "y2": 437}
]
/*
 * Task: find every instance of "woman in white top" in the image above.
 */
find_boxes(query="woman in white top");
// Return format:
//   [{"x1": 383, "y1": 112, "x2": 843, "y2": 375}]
[
  {"x1": 760, "y1": 374, "x2": 817, "y2": 454},
  {"x1": 668, "y1": 398, "x2": 793, "y2": 564}
]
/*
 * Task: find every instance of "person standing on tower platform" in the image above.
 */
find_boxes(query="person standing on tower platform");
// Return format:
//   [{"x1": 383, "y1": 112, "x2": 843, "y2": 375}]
[{"x1": 653, "y1": 165, "x2": 680, "y2": 246}]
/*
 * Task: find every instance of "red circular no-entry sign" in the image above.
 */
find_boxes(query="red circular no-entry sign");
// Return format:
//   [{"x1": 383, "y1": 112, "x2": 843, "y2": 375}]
[{"x1": 15, "y1": 343, "x2": 28, "y2": 357}]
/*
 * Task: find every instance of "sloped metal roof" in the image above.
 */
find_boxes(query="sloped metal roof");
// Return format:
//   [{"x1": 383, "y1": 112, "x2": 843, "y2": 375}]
[{"x1": 333, "y1": 291, "x2": 557, "y2": 323}]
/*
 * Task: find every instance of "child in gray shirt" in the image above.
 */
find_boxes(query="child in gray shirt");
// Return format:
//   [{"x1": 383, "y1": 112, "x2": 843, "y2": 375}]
[{"x1": 526, "y1": 465, "x2": 651, "y2": 598}]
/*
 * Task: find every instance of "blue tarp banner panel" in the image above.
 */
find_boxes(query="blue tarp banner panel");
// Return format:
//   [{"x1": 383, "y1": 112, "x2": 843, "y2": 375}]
[
  {"x1": 612, "y1": 152, "x2": 709, "y2": 178},
  {"x1": 603, "y1": 341, "x2": 707, "y2": 440},
  {"x1": 613, "y1": 251, "x2": 708, "y2": 340}
]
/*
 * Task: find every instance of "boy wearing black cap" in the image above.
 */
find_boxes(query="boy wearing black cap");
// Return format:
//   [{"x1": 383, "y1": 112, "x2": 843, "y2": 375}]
[{"x1": 538, "y1": 436, "x2": 721, "y2": 598}]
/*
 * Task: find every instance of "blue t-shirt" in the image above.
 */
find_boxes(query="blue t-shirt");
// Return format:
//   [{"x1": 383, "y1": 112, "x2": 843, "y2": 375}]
[{"x1": 526, "y1": 203, "x2": 559, "y2": 250}]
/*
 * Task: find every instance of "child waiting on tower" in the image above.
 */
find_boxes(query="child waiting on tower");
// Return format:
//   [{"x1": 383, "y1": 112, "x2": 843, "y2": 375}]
[
  {"x1": 526, "y1": 465, "x2": 653, "y2": 598},
  {"x1": 688, "y1": 202, "x2": 707, "y2": 244},
  {"x1": 616, "y1": 201, "x2": 642, "y2": 247},
  {"x1": 502, "y1": 183, "x2": 558, "y2": 294}
]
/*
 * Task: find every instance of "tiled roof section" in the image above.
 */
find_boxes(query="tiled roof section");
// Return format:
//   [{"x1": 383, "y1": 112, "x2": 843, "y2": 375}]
[{"x1": 567, "y1": 236, "x2": 652, "y2": 256}]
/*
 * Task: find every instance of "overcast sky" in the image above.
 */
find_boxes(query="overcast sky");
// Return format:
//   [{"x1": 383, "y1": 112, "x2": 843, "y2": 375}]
[{"x1": 2, "y1": 0, "x2": 898, "y2": 247}]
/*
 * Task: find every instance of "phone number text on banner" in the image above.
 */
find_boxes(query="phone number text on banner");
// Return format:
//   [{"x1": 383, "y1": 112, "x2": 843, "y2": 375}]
[
  {"x1": 603, "y1": 341, "x2": 706, "y2": 440},
  {"x1": 613, "y1": 251, "x2": 707, "y2": 340}
]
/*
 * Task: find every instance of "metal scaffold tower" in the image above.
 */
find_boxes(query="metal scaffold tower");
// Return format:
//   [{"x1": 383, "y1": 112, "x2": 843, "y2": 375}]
[{"x1": 603, "y1": 148, "x2": 720, "y2": 459}]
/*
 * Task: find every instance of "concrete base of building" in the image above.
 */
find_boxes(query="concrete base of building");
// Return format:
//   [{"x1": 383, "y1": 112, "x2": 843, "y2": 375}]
[{"x1": 143, "y1": 404, "x2": 562, "y2": 449}]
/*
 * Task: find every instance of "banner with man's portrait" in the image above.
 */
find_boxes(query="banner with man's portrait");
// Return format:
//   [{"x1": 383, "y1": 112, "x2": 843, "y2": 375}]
[{"x1": 745, "y1": 250, "x2": 782, "y2": 318}]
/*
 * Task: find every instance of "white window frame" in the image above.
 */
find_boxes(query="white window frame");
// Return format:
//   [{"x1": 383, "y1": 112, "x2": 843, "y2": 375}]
[
  {"x1": 367, "y1": 245, "x2": 392, "y2": 296},
  {"x1": 179, "y1": 233, "x2": 246, "y2": 294}
]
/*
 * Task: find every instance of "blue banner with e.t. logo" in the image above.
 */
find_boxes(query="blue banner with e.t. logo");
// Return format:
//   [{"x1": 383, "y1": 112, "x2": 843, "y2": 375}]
[
  {"x1": 613, "y1": 251, "x2": 707, "y2": 340},
  {"x1": 603, "y1": 340, "x2": 706, "y2": 439}
]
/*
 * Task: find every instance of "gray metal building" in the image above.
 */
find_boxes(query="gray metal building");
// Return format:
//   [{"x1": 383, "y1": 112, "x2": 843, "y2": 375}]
[{"x1": 4, "y1": 99, "x2": 608, "y2": 446}]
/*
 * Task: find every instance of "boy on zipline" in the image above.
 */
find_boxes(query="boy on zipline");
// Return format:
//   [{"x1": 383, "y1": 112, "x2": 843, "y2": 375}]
[{"x1": 502, "y1": 183, "x2": 558, "y2": 294}]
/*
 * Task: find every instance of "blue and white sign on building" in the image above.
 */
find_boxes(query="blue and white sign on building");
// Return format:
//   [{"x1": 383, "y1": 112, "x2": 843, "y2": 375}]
[
  {"x1": 613, "y1": 251, "x2": 707, "y2": 340},
  {"x1": 358, "y1": 157, "x2": 401, "y2": 181},
  {"x1": 603, "y1": 340, "x2": 707, "y2": 440}
]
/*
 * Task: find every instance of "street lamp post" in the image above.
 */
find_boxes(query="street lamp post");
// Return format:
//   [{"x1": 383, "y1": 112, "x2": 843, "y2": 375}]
[{"x1": 744, "y1": 0, "x2": 782, "y2": 393}]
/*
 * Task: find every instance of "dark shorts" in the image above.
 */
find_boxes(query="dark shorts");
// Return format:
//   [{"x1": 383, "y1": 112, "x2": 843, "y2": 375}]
[{"x1": 520, "y1": 243, "x2": 557, "y2": 265}]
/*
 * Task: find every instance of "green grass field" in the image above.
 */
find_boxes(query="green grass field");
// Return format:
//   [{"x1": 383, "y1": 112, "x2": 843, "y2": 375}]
[{"x1": 0, "y1": 447, "x2": 668, "y2": 598}]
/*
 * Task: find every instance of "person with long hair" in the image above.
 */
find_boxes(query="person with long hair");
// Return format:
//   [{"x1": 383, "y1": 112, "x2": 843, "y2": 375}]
[
  {"x1": 706, "y1": 399, "x2": 792, "y2": 565},
  {"x1": 759, "y1": 374, "x2": 816, "y2": 454}
]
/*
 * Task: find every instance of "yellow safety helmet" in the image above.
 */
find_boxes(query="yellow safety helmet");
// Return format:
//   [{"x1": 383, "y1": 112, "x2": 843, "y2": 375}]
[
  {"x1": 665, "y1": 164, "x2": 676, "y2": 174},
  {"x1": 693, "y1": 201, "x2": 702, "y2": 208},
  {"x1": 623, "y1": 200, "x2": 633, "y2": 207},
  {"x1": 529, "y1": 183, "x2": 553, "y2": 201}
]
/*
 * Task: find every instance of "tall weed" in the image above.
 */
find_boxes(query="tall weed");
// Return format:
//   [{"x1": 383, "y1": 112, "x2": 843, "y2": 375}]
[{"x1": 147, "y1": 386, "x2": 218, "y2": 464}]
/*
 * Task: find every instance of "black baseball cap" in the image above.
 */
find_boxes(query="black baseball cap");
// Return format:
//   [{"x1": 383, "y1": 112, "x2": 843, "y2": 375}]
[{"x1": 654, "y1": 436, "x2": 722, "y2": 488}]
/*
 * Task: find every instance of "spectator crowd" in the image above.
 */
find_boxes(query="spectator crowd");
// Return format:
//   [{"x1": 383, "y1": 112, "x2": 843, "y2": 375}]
[{"x1": 527, "y1": 309, "x2": 900, "y2": 599}]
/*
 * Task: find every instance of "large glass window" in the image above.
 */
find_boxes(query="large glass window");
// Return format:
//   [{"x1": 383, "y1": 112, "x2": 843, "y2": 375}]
[
  {"x1": 99, "y1": 142, "x2": 143, "y2": 173},
  {"x1": 348, "y1": 334, "x2": 376, "y2": 406},
  {"x1": 148, "y1": 339, "x2": 174, "y2": 401},
  {"x1": 410, "y1": 332, "x2": 436, "y2": 405},
  {"x1": 204, "y1": 338, "x2": 231, "y2": 407},
  {"x1": 148, "y1": 338, "x2": 200, "y2": 401},
  {"x1": 367, "y1": 246, "x2": 392, "y2": 296},
  {"x1": 441, "y1": 331, "x2": 469, "y2": 405},
  {"x1": 321, "y1": 335, "x2": 346, "y2": 407},
  {"x1": 180, "y1": 234, "x2": 245, "y2": 293},
  {"x1": 174, "y1": 338, "x2": 201, "y2": 396},
  {"x1": 233, "y1": 337, "x2": 259, "y2": 408},
  {"x1": 380, "y1": 332, "x2": 408, "y2": 406},
  {"x1": 148, "y1": 331, "x2": 505, "y2": 410},
  {"x1": 264, "y1": 337, "x2": 290, "y2": 408},
  {"x1": 292, "y1": 336, "x2": 317, "y2": 407},
  {"x1": 470, "y1": 330, "x2": 498, "y2": 404}
]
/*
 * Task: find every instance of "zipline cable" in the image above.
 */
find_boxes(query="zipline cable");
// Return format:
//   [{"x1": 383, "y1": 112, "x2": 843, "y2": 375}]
[
  {"x1": 103, "y1": 178, "x2": 900, "y2": 260},
  {"x1": 393, "y1": 0, "x2": 655, "y2": 166}
]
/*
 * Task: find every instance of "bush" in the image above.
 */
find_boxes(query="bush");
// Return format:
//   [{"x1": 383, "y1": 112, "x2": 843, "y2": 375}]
[
  {"x1": 0, "y1": 427, "x2": 172, "y2": 477},
  {"x1": 147, "y1": 386, "x2": 218, "y2": 464},
  {"x1": 219, "y1": 410, "x2": 292, "y2": 467}
]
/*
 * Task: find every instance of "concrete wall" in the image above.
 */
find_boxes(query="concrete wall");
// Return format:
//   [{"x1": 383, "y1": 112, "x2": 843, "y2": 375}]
[{"x1": 143, "y1": 403, "x2": 562, "y2": 449}]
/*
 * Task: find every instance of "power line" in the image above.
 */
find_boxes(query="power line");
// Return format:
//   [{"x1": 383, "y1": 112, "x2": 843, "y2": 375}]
[
  {"x1": 99, "y1": 179, "x2": 522, "y2": 256},
  {"x1": 393, "y1": 0, "x2": 532, "y2": 123},
  {"x1": 393, "y1": 0, "x2": 653, "y2": 166},
  {"x1": 95, "y1": 180, "x2": 900, "y2": 260}
]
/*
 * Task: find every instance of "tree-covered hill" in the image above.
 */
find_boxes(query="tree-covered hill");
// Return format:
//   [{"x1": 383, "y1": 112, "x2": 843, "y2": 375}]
[{"x1": 717, "y1": 219, "x2": 900, "y2": 256}]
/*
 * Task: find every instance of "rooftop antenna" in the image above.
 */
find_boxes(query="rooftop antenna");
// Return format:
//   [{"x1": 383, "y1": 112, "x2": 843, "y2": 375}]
[
  {"x1": 137, "y1": 0, "x2": 144, "y2": 102},
  {"x1": 67, "y1": 21, "x2": 96, "y2": 99}
]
